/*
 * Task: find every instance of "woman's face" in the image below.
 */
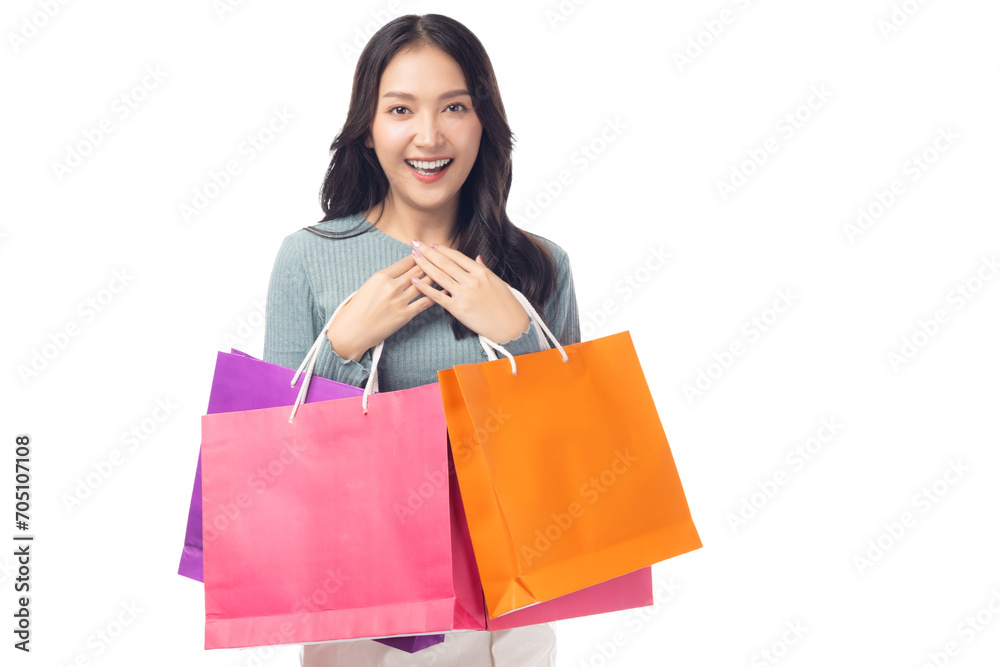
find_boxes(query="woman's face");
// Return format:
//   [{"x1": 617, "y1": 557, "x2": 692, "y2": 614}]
[{"x1": 365, "y1": 43, "x2": 482, "y2": 219}]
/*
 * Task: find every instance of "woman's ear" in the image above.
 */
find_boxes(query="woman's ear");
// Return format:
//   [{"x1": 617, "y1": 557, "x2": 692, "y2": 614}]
[{"x1": 364, "y1": 131, "x2": 373, "y2": 149}]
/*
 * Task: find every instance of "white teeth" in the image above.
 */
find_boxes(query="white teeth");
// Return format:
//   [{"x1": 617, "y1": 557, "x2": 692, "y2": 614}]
[{"x1": 406, "y1": 158, "x2": 452, "y2": 170}]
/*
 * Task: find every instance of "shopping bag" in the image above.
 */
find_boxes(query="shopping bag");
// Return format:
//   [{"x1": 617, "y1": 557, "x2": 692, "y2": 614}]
[
  {"x1": 201, "y1": 294, "x2": 480, "y2": 650},
  {"x1": 373, "y1": 635, "x2": 446, "y2": 653},
  {"x1": 446, "y1": 452, "x2": 655, "y2": 630},
  {"x1": 178, "y1": 349, "x2": 363, "y2": 583},
  {"x1": 182, "y1": 349, "x2": 440, "y2": 653},
  {"x1": 439, "y1": 287, "x2": 701, "y2": 618}
]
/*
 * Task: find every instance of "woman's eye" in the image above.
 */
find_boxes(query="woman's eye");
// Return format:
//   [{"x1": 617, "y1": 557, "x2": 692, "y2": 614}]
[
  {"x1": 446, "y1": 103, "x2": 467, "y2": 112},
  {"x1": 389, "y1": 106, "x2": 409, "y2": 115}
]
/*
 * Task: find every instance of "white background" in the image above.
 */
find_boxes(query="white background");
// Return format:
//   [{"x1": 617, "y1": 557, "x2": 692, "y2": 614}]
[{"x1": 3, "y1": 0, "x2": 999, "y2": 665}]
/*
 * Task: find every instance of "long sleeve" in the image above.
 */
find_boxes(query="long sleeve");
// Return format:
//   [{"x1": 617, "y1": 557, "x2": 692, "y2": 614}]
[
  {"x1": 500, "y1": 245, "x2": 581, "y2": 355},
  {"x1": 262, "y1": 234, "x2": 373, "y2": 388},
  {"x1": 261, "y1": 215, "x2": 581, "y2": 391}
]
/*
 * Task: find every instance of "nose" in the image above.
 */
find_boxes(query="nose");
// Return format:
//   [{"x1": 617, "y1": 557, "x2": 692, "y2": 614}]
[{"x1": 415, "y1": 110, "x2": 444, "y2": 149}]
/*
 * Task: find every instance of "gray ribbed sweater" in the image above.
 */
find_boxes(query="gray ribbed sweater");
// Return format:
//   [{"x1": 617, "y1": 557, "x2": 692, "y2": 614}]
[{"x1": 262, "y1": 212, "x2": 581, "y2": 391}]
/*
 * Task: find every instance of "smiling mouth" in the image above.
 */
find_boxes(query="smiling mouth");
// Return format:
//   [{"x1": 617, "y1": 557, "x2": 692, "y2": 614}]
[{"x1": 405, "y1": 158, "x2": 453, "y2": 175}]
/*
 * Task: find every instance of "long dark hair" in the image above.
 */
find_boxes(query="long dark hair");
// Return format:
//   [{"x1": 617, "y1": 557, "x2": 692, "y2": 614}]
[{"x1": 306, "y1": 13, "x2": 556, "y2": 340}]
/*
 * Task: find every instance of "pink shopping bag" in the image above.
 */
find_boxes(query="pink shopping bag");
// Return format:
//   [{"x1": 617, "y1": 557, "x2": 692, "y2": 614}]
[
  {"x1": 179, "y1": 349, "x2": 363, "y2": 583},
  {"x1": 446, "y1": 451, "x2": 654, "y2": 630},
  {"x1": 201, "y1": 295, "x2": 481, "y2": 649}
]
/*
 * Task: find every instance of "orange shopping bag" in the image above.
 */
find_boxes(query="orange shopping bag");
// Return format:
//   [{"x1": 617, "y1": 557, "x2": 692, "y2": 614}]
[{"x1": 438, "y1": 288, "x2": 701, "y2": 618}]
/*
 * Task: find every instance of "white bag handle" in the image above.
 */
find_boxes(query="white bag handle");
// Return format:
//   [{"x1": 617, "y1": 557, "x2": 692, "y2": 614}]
[
  {"x1": 477, "y1": 286, "x2": 568, "y2": 375},
  {"x1": 288, "y1": 290, "x2": 384, "y2": 422},
  {"x1": 288, "y1": 285, "x2": 567, "y2": 422}
]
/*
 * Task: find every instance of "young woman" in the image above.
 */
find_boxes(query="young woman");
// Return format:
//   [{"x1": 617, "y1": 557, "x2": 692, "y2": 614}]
[{"x1": 262, "y1": 13, "x2": 580, "y2": 666}]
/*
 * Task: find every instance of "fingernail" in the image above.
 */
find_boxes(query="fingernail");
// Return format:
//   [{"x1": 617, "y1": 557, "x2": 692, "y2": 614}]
[
  {"x1": 411, "y1": 239, "x2": 421, "y2": 248},
  {"x1": 430, "y1": 243, "x2": 438, "y2": 248},
  {"x1": 412, "y1": 248, "x2": 421, "y2": 258},
  {"x1": 476, "y1": 255, "x2": 483, "y2": 263},
  {"x1": 411, "y1": 277, "x2": 420, "y2": 285}
]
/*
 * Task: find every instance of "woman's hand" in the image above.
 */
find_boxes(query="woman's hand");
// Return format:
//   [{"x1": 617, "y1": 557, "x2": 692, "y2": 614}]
[
  {"x1": 408, "y1": 240, "x2": 530, "y2": 343},
  {"x1": 326, "y1": 255, "x2": 437, "y2": 362}
]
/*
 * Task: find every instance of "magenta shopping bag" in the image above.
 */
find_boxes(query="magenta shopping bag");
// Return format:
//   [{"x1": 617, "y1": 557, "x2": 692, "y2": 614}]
[
  {"x1": 201, "y1": 381, "x2": 482, "y2": 649},
  {"x1": 201, "y1": 317, "x2": 481, "y2": 649},
  {"x1": 180, "y1": 349, "x2": 442, "y2": 653},
  {"x1": 178, "y1": 349, "x2": 363, "y2": 583}
]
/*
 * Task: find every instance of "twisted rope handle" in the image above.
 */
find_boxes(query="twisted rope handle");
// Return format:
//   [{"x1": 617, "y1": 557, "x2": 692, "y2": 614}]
[
  {"x1": 478, "y1": 286, "x2": 568, "y2": 375},
  {"x1": 288, "y1": 290, "x2": 384, "y2": 422}
]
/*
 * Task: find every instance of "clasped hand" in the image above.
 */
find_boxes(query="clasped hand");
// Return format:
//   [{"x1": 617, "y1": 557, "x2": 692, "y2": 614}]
[{"x1": 326, "y1": 241, "x2": 530, "y2": 362}]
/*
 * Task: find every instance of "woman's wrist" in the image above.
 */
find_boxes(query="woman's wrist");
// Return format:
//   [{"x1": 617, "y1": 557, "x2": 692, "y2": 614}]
[
  {"x1": 327, "y1": 330, "x2": 366, "y2": 363},
  {"x1": 492, "y1": 311, "x2": 530, "y2": 344}
]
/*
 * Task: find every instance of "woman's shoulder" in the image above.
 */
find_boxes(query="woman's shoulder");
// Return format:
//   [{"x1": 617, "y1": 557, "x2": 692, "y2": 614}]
[
  {"x1": 279, "y1": 212, "x2": 370, "y2": 246},
  {"x1": 271, "y1": 212, "x2": 376, "y2": 260},
  {"x1": 522, "y1": 229, "x2": 572, "y2": 271}
]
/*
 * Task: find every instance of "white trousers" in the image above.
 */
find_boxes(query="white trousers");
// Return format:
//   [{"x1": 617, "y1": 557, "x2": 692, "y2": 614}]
[{"x1": 300, "y1": 624, "x2": 557, "y2": 667}]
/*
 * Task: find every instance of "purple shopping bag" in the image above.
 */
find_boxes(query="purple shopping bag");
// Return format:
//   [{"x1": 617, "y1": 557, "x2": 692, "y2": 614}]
[
  {"x1": 178, "y1": 349, "x2": 444, "y2": 654},
  {"x1": 178, "y1": 349, "x2": 364, "y2": 582}
]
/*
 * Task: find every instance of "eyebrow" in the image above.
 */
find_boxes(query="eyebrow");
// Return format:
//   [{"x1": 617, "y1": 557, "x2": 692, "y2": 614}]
[{"x1": 381, "y1": 89, "x2": 471, "y2": 101}]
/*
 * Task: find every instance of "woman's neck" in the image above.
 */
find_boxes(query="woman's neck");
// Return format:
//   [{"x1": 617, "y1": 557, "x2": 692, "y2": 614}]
[{"x1": 364, "y1": 196, "x2": 459, "y2": 249}]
